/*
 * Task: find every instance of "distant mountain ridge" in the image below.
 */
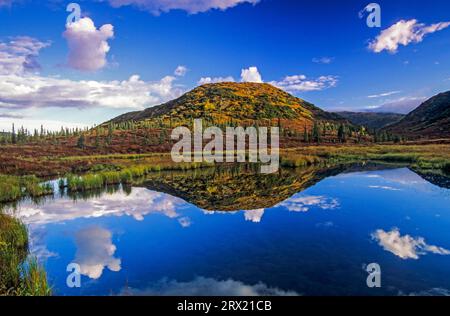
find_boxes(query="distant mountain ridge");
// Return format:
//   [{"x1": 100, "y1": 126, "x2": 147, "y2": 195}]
[
  {"x1": 335, "y1": 111, "x2": 405, "y2": 130},
  {"x1": 383, "y1": 91, "x2": 450, "y2": 139}
]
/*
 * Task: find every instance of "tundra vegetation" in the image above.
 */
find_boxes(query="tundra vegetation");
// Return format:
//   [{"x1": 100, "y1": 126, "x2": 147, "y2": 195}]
[{"x1": 0, "y1": 213, "x2": 51, "y2": 296}]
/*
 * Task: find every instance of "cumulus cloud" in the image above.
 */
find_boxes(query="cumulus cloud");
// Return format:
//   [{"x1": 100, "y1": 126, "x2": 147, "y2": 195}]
[
  {"x1": 244, "y1": 209, "x2": 264, "y2": 223},
  {"x1": 270, "y1": 74, "x2": 338, "y2": 92},
  {"x1": 278, "y1": 195, "x2": 339, "y2": 213},
  {"x1": 107, "y1": 0, "x2": 260, "y2": 15},
  {"x1": 174, "y1": 65, "x2": 187, "y2": 76},
  {"x1": 121, "y1": 276, "x2": 298, "y2": 296},
  {"x1": 74, "y1": 227, "x2": 121, "y2": 279},
  {"x1": 0, "y1": 36, "x2": 184, "y2": 112},
  {"x1": 198, "y1": 67, "x2": 337, "y2": 93},
  {"x1": 198, "y1": 76, "x2": 235, "y2": 85},
  {"x1": 63, "y1": 17, "x2": 114, "y2": 71},
  {"x1": 369, "y1": 19, "x2": 450, "y2": 53},
  {"x1": 0, "y1": 36, "x2": 50, "y2": 75},
  {"x1": 372, "y1": 228, "x2": 450, "y2": 260},
  {"x1": 241, "y1": 66, "x2": 263, "y2": 83}
]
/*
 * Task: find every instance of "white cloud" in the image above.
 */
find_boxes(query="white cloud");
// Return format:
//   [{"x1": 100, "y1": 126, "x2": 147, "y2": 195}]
[
  {"x1": 0, "y1": 36, "x2": 50, "y2": 75},
  {"x1": 372, "y1": 228, "x2": 450, "y2": 260},
  {"x1": 241, "y1": 66, "x2": 263, "y2": 83},
  {"x1": 198, "y1": 76, "x2": 235, "y2": 85},
  {"x1": 270, "y1": 74, "x2": 338, "y2": 92},
  {"x1": 369, "y1": 19, "x2": 450, "y2": 53},
  {"x1": 244, "y1": 209, "x2": 264, "y2": 223},
  {"x1": 0, "y1": 36, "x2": 184, "y2": 113},
  {"x1": 367, "y1": 91, "x2": 401, "y2": 98},
  {"x1": 63, "y1": 17, "x2": 114, "y2": 71},
  {"x1": 107, "y1": 0, "x2": 260, "y2": 15},
  {"x1": 174, "y1": 65, "x2": 188, "y2": 76},
  {"x1": 74, "y1": 227, "x2": 121, "y2": 279},
  {"x1": 121, "y1": 276, "x2": 298, "y2": 296},
  {"x1": 312, "y1": 57, "x2": 334, "y2": 64},
  {"x1": 0, "y1": 73, "x2": 183, "y2": 110},
  {"x1": 199, "y1": 67, "x2": 337, "y2": 93},
  {"x1": 278, "y1": 195, "x2": 339, "y2": 213}
]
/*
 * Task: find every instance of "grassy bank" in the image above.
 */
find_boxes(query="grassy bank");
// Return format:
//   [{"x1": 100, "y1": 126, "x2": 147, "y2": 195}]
[
  {"x1": 282, "y1": 144, "x2": 450, "y2": 173},
  {"x1": 0, "y1": 213, "x2": 51, "y2": 296},
  {"x1": 59, "y1": 162, "x2": 214, "y2": 193},
  {"x1": 0, "y1": 175, "x2": 53, "y2": 203}
]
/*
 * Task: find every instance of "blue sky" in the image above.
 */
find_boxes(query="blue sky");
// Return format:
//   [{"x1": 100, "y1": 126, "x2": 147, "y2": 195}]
[{"x1": 0, "y1": 0, "x2": 449, "y2": 131}]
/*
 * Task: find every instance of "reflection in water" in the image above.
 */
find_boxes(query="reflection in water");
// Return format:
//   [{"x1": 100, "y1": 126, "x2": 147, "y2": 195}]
[
  {"x1": 142, "y1": 164, "x2": 348, "y2": 211},
  {"x1": 12, "y1": 188, "x2": 186, "y2": 225},
  {"x1": 277, "y1": 195, "x2": 340, "y2": 213},
  {"x1": 244, "y1": 209, "x2": 265, "y2": 223},
  {"x1": 74, "y1": 227, "x2": 121, "y2": 279},
  {"x1": 368, "y1": 185, "x2": 401, "y2": 191},
  {"x1": 122, "y1": 276, "x2": 298, "y2": 296},
  {"x1": 178, "y1": 216, "x2": 192, "y2": 228},
  {"x1": 371, "y1": 228, "x2": 450, "y2": 260},
  {"x1": 2, "y1": 164, "x2": 450, "y2": 295}
]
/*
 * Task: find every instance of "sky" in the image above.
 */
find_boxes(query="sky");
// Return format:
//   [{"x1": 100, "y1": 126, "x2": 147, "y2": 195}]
[{"x1": 0, "y1": 0, "x2": 449, "y2": 131}]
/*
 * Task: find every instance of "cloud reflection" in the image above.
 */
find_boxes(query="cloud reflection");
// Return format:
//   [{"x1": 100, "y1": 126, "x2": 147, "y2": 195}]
[
  {"x1": 244, "y1": 209, "x2": 265, "y2": 223},
  {"x1": 12, "y1": 188, "x2": 187, "y2": 225},
  {"x1": 278, "y1": 195, "x2": 339, "y2": 212},
  {"x1": 372, "y1": 228, "x2": 450, "y2": 260},
  {"x1": 74, "y1": 227, "x2": 121, "y2": 279},
  {"x1": 121, "y1": 276, "x2": 298, "y2": 296}
]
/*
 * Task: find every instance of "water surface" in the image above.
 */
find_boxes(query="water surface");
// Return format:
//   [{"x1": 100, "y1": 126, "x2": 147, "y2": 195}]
[{"x1": 7, "y1": 165, "x2": 450, "y2": 296}]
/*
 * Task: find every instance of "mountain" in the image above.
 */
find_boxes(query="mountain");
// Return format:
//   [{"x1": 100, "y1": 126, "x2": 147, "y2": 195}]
[
  {"x1": 335, "y1": 111, "x2": 405, "y2": 130},
  {"x1": 108, "y1": 82, "x2": 347, "y2": 131},
  {"x1": 383, "y1": 91, "x2": 450, "y2": 139}
]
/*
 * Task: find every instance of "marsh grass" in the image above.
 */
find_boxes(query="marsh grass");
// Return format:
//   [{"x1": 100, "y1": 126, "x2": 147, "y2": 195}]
[
  {"x1": 0, "y1": 214, "x2": 51, "y2": 296},
  {"x1": 0, "y1": 175, "x2": 53, "y2": 203},
  {"x1": 281, "y1": 155, "x2": 321, "y2": 168},
  {"x1": 61, "y1": 162, "x2": 213, "y2": 193},
  {"x1": 282, "y1": 144, "x2": 450, "y2": 173}
]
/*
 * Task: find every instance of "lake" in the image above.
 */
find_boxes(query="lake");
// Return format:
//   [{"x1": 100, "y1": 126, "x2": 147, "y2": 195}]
[{"x1": 5, "y1": 165, "x2": 450, "y2": 296}]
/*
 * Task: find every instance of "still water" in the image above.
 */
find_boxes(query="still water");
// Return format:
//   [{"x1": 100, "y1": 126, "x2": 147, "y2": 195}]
[{"x1": 6, "y1": 165, "x2": 450, "y2": 295}]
